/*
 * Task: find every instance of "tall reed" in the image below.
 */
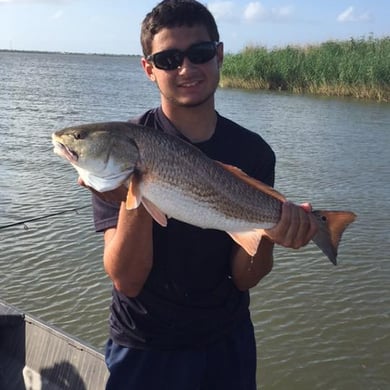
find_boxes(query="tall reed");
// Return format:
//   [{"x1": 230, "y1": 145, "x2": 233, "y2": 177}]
[{"x1": 221, "y1": 36, "x2": 390, "y2": 102}]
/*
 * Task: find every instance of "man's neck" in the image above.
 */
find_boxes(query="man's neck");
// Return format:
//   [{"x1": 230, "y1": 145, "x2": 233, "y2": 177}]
[{"x1": 161, "y1": 103, "x2": 217, "y2": 143}]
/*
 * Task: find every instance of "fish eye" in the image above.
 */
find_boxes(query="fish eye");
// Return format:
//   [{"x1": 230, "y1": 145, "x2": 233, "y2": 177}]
[{"x1": 73, "y1": 131, "x2": 85, "y2": 140}]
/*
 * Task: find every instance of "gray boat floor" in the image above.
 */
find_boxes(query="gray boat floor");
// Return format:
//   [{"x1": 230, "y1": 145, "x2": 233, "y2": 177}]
[{"x1": 0, "y1": 300, "x2": 108, "y2": 390}]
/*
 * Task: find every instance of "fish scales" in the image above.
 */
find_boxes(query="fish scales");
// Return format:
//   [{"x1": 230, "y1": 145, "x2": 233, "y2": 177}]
[{"x1": 132, "y1": 126, "x2": 282, "y2": 227}]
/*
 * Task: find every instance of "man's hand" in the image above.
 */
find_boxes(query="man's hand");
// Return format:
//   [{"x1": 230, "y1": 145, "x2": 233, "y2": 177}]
[
  {"x1": 263, "y1": 202, "x2": 318, "y2": 249},
  {"x1": 78, "y1": 177, "x2": 128, "y2": 203}
]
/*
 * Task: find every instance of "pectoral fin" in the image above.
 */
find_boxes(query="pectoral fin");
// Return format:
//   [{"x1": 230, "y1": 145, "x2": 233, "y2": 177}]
[
  {"x1": 125, "y1": 176, "x2": 168, "y2": 227},
  {"x1": 142, "y1": 198, "x2": 168, "y2": 227},
  {"x1": 227, "y1": 229, "x2": 266, "y2": 256},
  {"x1": 126, "y1": 175, "x2": 142, "y2": 210}
]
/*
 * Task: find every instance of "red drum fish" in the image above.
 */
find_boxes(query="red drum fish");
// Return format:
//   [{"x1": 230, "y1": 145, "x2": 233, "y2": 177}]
[{"x1": 52, "y1": 122, "x2": 356, "y2": 264}]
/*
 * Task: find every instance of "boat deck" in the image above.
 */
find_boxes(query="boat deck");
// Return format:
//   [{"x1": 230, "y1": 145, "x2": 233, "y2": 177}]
[{"x1": 0, "y1": 300, "x2": 108, "y2": 390}]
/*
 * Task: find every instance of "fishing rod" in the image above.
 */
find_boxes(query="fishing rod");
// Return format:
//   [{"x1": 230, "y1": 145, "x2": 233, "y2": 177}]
[{"x1": 0, "y1": 205, "x2": 91, "y2": 231}]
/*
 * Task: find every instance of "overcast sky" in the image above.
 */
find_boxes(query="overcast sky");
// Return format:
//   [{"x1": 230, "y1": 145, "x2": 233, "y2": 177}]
[{"x1": 0, "y1": 0, "x2": 388, "y2": 54}]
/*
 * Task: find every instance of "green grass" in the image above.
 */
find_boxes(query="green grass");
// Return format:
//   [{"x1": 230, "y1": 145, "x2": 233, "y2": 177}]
[{"x1": 221, "y1": 36, "x2": 390, "y2": 102}]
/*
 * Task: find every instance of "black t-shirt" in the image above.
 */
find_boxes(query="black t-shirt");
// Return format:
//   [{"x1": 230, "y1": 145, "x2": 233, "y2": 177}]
[{"x1": 92, "y1": 107, "x2": 275, "y2": 350}]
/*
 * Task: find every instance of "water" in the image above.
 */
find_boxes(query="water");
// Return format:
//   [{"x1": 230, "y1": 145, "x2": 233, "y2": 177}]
[{"x1": 1, "y1": 51, "x2": 389, "y2": 389}]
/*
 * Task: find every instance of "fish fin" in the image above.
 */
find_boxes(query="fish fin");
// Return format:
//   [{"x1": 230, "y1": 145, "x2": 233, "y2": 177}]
[
  {"x1": 142, "y1": 198, "x2": 168, "y2": 227},
  {"x1": 217, "y1": 162, "x2": 287, "y2": 203},
  {"x1": 227, "y1": 229, "x2": 265, "y2": 256},
  {"x1": 125, "y1": 175, "x2": 142, "y2": 210},
  {"x1": 312, "y1": 210, "x2": 357, "y2": 265},
  {"x1": 125, "y1": 175, "x2": 168, "y2": 226}
]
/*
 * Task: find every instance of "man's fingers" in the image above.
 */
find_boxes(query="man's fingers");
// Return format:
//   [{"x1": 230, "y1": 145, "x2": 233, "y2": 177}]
[{"x1": 263, "y1": 201, "x2": 318, "y2": 249}]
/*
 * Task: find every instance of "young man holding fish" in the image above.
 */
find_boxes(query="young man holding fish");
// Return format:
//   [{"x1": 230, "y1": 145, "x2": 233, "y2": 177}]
[{"x1": 91, "y1": 1, "x2": 318, "y2": 389}]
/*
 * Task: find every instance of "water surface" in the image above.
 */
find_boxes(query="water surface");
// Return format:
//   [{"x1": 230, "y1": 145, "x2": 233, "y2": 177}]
[{"x1": 1, "y1": 52, "x2": 389, "y2": 389}]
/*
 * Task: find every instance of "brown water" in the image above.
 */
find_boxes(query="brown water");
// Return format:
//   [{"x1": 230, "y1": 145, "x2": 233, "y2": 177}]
[{"x1": 1, "y1": 51, "x2": 389, "y2": 389}]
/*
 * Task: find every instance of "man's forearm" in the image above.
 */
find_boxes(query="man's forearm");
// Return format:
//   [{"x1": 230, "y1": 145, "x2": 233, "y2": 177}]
[
  {"x1": 103, "y1": 203, "x2": 153, "y2": 297},
  {"x1": 231, "y1": 234, "x2": 274, "y2": 291}
]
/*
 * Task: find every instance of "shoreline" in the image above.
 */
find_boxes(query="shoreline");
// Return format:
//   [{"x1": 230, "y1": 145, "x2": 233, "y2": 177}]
[
  {"x1": 0, "y1": 48, "x2": 140, "y2": 58},
  {"x1": 219, "y1": 77, "x2": 389, "y2": 103},
  {"x1": 221, "y1": 36, "x2": 389, "y2": 103},
  {"x1": 3, "y1": 45, "x2": 388, "y2": 102}
]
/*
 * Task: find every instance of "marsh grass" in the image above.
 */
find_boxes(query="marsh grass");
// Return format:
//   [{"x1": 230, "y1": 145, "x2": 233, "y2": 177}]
[{"x1": 221, "y1": 36, "x2": 390, "y2": 102}]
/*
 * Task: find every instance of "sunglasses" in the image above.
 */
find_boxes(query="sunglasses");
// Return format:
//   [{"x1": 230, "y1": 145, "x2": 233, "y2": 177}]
[{"x1": 146, "y1": 41, "x2": 221, "y2": 71}]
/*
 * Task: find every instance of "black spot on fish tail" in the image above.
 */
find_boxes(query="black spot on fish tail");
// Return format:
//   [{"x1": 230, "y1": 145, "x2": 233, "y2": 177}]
[{"x1": 311, "y1": 210, "x2": 356, "y2": 265}]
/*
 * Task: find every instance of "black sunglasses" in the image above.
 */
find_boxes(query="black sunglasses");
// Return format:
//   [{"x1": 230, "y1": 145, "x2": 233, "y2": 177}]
[{"x1": 146, "y1": 41, "x2": 221, "y2": 71}]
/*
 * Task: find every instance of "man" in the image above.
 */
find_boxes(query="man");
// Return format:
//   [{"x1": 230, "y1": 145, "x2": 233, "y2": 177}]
[{"x1": 91, "y1": 1, "x2": 317, "y2": 389}]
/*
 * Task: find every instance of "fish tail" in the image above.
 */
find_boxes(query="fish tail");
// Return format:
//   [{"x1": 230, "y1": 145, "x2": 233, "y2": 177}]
[{"x1": 311, "y1": 210, "x2": 356, "y2": 265}]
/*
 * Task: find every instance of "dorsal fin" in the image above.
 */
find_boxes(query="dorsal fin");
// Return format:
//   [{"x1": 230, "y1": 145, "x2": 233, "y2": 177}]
[{"x1": 216, "y1": 161, "x2": 286, "y2": 203}]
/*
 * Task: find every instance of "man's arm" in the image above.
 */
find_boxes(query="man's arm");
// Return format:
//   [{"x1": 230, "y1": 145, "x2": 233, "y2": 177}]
[
  {"x1": 231, "y1": 202, "x2": 318, "y2": 291},
  {"x1": 231, "y1": 235, "x2": 274, "y2": 291},
  {"x1": 103, "y1": 203, "x2": 153, "y2": 297},
  {"x1": 80, "y1": 179, "x2": 154, "y2": 298}
]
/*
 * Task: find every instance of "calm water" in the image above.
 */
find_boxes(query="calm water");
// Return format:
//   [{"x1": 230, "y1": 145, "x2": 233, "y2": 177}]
[{"x1": 1, "y1": 51, "x2": 389, "y2": 389}]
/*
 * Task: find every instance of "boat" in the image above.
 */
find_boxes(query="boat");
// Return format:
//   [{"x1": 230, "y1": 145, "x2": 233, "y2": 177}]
[{"x1": 0, "y1": 299, "x2": 109, "y2": 390}]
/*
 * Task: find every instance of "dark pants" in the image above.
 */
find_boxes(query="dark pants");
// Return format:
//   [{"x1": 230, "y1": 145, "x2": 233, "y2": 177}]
[{"x1": 105, "y1": 317, "x2": 257, "y2": 390}]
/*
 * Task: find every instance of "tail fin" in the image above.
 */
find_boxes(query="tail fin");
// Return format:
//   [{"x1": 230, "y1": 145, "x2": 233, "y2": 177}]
[{"x1": 312, "y1": 210, "x2": 356, "y2": 265}]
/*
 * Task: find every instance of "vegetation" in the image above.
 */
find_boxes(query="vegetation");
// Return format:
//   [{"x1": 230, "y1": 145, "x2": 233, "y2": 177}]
[{"x1": 221, "y1": 36, "x2": 390, "y2": 102}]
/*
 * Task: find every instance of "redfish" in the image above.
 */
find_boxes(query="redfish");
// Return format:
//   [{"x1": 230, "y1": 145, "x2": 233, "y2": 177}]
[{"x1": 52, "y1": 122, "x2": 356, "y2": 264}]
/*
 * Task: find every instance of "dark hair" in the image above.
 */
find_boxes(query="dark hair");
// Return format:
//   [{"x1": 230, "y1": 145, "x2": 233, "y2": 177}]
[{"x1": 140, "y1": 0, "x2": 220, "y2": 57}]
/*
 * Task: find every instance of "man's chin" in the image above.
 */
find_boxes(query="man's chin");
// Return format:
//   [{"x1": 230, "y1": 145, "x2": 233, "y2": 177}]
[{"x1": 173, "y1": 93, "x2": 215, "y2": 108}]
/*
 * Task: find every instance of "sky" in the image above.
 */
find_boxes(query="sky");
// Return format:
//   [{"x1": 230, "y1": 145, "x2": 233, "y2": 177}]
[{"x1": 0, "y1": 0, "x2": 388, "y2": 55}]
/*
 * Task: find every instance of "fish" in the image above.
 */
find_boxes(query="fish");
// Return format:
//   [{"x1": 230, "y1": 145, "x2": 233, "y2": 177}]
[{"x1": 52, "y1": 121, "x2": 356, "y2": 265}]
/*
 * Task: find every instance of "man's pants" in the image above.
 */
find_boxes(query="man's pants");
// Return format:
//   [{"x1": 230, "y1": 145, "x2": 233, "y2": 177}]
[{"x1": 104, "y1": 317, "x2": 257, "y2": 390}]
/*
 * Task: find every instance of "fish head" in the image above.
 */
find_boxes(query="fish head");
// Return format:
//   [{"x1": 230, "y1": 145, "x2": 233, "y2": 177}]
[{"x1": 52, "y1": 122, "x2": 139, "y2": 192}]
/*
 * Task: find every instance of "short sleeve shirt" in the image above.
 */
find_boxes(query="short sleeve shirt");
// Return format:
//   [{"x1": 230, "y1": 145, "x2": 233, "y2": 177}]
[{"x1": 92, "y1": 108, "x2": 275, "y2": 350}]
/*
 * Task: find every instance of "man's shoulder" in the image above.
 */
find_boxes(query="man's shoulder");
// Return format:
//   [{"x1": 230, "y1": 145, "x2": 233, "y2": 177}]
[
  {"x1": 213, "y1": 114, "x2": 275, "y2": 185},
  {"x1": 130, "y1": 108, "x2": 159, "y2": 127},
  {"x1": 216, "y1": 114, "x2": 273, "y2": 153}
]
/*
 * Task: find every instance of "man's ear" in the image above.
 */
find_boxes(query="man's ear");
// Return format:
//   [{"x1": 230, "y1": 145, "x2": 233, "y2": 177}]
[
  {"x1": 141, "y1": 58, "x2": 156, "y2": 82},
  {"x1": 217, "y1": 42, "x2": 224, "y2": 68}
]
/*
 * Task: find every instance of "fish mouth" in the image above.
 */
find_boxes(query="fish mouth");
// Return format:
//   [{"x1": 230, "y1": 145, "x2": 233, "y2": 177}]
[{"x1": 53, "y1": 140, "x2": 78, "y2": 163}]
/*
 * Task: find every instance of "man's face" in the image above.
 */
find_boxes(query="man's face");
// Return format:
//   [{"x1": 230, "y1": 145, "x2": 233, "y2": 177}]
[{"x1": 142, "y1": 25, "x2": 223, "y2": 109}]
